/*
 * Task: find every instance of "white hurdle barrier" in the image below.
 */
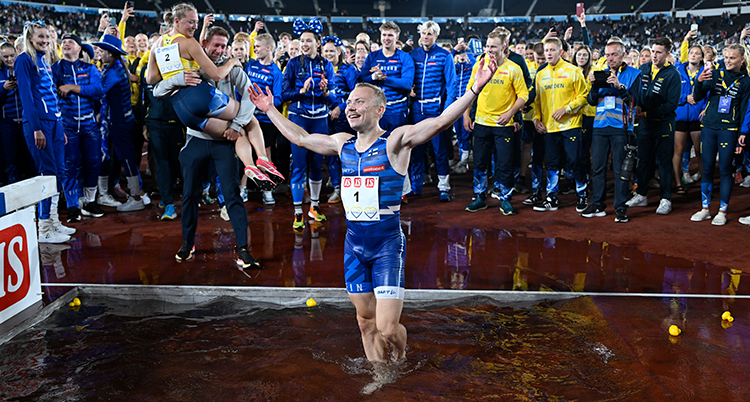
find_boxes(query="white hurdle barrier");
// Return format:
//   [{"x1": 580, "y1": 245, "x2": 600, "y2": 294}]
[{"x1": 0, "y1": 176, "x2": 57, "y2": 330}]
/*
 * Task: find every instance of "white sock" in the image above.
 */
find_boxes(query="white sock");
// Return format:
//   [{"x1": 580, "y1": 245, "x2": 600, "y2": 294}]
[
  {"x1": 310, "y1": 179, "x2": 322, "y2": 207},
  {"x1": 294, "y1": 203, "x2": 303, "y2": 215},
  {"x1": 84, "y1": 187, "x2": 97, "y2": 204}
]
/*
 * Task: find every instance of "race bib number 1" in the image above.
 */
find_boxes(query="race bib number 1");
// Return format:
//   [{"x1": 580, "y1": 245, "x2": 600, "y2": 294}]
[
  {"x1": 155, "y1": 43, "x2": 183, "y2": 75},
  {"x1": 341, "y1": 176, "x2": 379, "y2": 221}
]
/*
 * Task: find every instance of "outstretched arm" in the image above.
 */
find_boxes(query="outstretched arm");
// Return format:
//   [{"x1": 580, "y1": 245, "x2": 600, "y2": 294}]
[
  {"x1": 248, "y1": 83, "x2": 352, "y2": 156},
  {"x1": 392, "y1": 54, "x2": 497, "y2": 149}
]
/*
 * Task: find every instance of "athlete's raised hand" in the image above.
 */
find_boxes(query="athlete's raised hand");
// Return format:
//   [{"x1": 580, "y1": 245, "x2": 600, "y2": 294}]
[
  {"x1": 471, "y1": 53, "x2": 497, "y2": 92},
  {"x1": 248, "y1": 83, "x2": 274, "y2": 113}
]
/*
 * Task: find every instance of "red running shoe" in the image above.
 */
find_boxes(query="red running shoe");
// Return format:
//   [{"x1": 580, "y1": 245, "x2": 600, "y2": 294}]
[
  {"x1": 256, "y1": 158, "x2": 285, "y2": 185},
  {"x1": 244, "y1": 166, "x2": 276, "y2": 191}
]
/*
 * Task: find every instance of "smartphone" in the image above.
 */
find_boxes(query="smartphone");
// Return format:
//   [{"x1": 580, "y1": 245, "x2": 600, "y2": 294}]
[
  {"x1": 8, "y1": 75, "x2": 16, "y2": 82},
  {"x1": 109, "y1": 17, "x2": 117, "y2": 26},
  {"x1": 691, "y1": 23, "x2": 698, "y2": 32},
  {"x1": 704, "y1": 62, "x2": 712, "y2": 70},
  {"x1": 576, "y1": 3, "x2": 585, "y2": 18},
  {"x1": 127, "y1": 1, "x2": 134, "y2": 8},
  {"x1": 593, "y1": 70, "x2": 610, "y2": 87}
]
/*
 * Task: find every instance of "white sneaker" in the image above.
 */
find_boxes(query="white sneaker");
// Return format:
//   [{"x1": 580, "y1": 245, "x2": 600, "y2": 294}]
[
  {"x1": 740, "y1": 176, "x2": 750, "y2": 188},
  {"x1": 98, "y1": 193, "x2": 122, "y2": 207},
  {"x1": 691, "y1": 172, "x2": 702, "y2": 182},
  {"x1": 327, "y1": 188, "x2": 340, "y2": 204},
  {"x1": 739, "y1": 215, "x2": 750, "y2": 226},
  {"x1": 141, "y1": 192, "x2": 151, "y2": 205},
  {"x1": 220, "y1": 205, "x2": 230, "y2": 221},
  {"x1": 691, "y1": 209, "x2": 711, "y2": 222},
  {"x1": 116, "y1": 197, "x2": 145, "y2": 212},
  {"x1": 51, "y1": 219, "x2": 76, "y2": 235},
  {"x1": 262, "y1": 191, "x2": 276, "y2": 205},
  {"x1": 625, "y1": 193, "x2": 648, "y2": 207},
  {"x1": 38, "y1": 220, "x2": 71, "y2": 244},
  {"x1": 655, "y1": 199, "x2": 672, "y2": 215},
  {"x1": 712, "y1": 212, "x2": 727, "y2": 226},
  {"x1": 682, "y1": 172, "x2": 694, "y2": 184}
]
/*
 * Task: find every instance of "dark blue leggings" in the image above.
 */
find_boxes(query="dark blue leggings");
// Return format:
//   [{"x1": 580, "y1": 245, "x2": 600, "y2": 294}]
[{"x1": 700, "y1": 127, "x2": 736, "y2": 211}]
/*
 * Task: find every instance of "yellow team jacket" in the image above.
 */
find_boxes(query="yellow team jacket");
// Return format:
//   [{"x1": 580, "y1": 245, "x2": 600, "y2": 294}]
[
  {"x1": 468, "y1": 57, "x2": 529, "y2": 127},
  {"x1": 533, "y1": 58, "x2": 589, "y2": 133}
]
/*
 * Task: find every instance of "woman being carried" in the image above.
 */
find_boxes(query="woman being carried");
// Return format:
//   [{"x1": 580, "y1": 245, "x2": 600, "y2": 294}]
[{"x1": 146, "y1": 2, "x2": 283, "y2": 189}]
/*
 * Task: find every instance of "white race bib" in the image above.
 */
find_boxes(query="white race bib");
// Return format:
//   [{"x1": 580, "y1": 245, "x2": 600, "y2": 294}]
[
  {"x1": 155, "y1": 43, "x2": 183, "y2": 75},
  {"x1": 341, "y1": 176, "x2": 379, "y2": 221}
]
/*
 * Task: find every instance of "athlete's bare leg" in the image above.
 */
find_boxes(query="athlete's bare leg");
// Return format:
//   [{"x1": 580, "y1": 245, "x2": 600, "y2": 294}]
[{"x1": 349, "y1": 292, "x2": 407, "y2": 363}]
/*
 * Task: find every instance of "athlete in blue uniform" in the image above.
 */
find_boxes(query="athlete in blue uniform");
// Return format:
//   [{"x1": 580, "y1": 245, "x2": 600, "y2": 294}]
[
  {"x1": 282, "y1": 18, "x2": 339, "y2": 230},
  {"x1": 16, "y1": 21, "x2": 73, "y2": 243},
  {"x1": 249, "y1": 54, "x2": 497, "y2": 365},
  {"x1": 52, "y1": 34, "x2": 105, "y2": 222},
  {"x1": 408, "y1": 21, "x2": 456, "y2": 201}
]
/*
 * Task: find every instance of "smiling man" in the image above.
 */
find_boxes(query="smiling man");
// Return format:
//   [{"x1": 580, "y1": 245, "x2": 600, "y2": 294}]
[
  {"x1": 249, "y1": 55, "x2": 497, "y2": 366},
  {"x1": 358, "y1": 21, "x2": 415, "y2": 133}
]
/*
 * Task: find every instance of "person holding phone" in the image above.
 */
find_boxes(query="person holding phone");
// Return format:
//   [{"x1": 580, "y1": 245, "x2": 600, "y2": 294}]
[
  {"x1": 583, "y1": 37, "x2": 642, "y2": 223},
  {"x1": 692, "y1": 44, "x2": 750, "y2": 226},
  {"x1": 0, "y1": 42, "x2": 35, "y2": 184},
  {"x1": 15, "y1": 21, "x2": 73, "y2": 243}
]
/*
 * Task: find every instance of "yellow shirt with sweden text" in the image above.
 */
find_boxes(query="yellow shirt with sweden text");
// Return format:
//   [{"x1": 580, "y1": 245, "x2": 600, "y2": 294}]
[
  {"x1": 533, "y1": 59, "x2": 589, "y2": 132},
  {"x1": 468, "y1": 57, "x2": 529, "y2": 127}
]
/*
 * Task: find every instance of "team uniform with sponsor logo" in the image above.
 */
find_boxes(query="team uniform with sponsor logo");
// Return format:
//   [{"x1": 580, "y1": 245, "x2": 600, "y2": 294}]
[
  {"x1": 693, "y1": 67, "x2": 750, "y2": 213},
  {"x1": 408, "y1": 44, "x2": 456, "y2": 197},
  {"x1": 52, "y1": 58, "x2": 104, "y2": 213},
  {"x1": 14, "y1": 51, "x2": 65, "y2": 221},
  {"x1": 533, "y1": 58, "x2": 589, "y2": 205},
  {"x1": 340, "y1": 132, "x2": 407, "y2": 299},
  {"x1": 282, "y1": 54, "x2": 338, "y2": 213},
  {"x1": 358, "y1": 49, "x2": 415, "y2": 132},
  {"x1": 467, "y1": 57, "x2": 529, "y2": 204}
]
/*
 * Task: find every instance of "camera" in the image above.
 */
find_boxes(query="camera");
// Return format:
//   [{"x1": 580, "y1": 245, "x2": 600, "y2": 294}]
[{"x1": 620, "y1": 143, "x2": 638, "y2": 182}]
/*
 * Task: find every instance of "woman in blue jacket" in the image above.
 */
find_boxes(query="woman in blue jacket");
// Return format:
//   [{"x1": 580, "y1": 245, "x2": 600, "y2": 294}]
[
  {"x1": 0, "y1": 42, "x2": 35, "y2": 184},
  {"x1": 93, "y1": 34, "x2": 144, "y2": 212},
  {"x1": 673, "y1": 44, "x2": 707, "y2": 194},
  {"x1": 322, "y1": 36, "x2": 357, "y2": 204},
  {"x1": 52, "y1": 33, "x2": 105, "y2": 222},
  {"x1": 282, "y1": 18, "x2": 338, "y2": 230},
  {"x1": 15, "y1": 21, "x2": 73, "y2": 243}
]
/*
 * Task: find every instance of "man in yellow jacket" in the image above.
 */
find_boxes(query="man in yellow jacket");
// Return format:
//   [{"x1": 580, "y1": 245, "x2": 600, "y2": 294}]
[{"x1": 532, "y1": 37, "x2": 589, "y2": 213}]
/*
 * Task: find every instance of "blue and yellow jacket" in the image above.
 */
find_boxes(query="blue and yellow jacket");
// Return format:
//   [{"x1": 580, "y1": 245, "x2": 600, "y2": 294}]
[
  {"x1": 359, "y1": 49, "x2": 415, "y2": 116},
  {"x1": 533, "y1": 59, "x2": 589, "y2": 132},
  {"x1": 410, "y1": 44, "x2": 456, "y2": 115},
  {"x1": 52, "y1": 59, "x2": 103, "y2": 132},
  {"x1": 694, "y1": 68, "x2": 750, "y2": 135},
  {"x1": 15, "y1": 52, "x2": 61, "y2": 131},
  {"x1": 282, "y1": 54, "x2": 338, "y2": 119},
  {"x1": 587, "y1": 62, "x2": 642, "y2": 131},
  {"x1": 675, "y1": 62, "x2": 708, "y2": 122}
]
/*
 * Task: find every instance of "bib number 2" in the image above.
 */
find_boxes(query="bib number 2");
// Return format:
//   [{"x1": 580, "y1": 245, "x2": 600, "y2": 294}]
[
  {"x1": 342, "y1": 176, "x2": 379, "y2": 221},
  {"x1": 155, "y1": 43, "x2": 183, "y2": 75}
]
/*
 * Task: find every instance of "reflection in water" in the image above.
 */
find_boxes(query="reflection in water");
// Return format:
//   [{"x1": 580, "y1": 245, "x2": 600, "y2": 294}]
[
  {"x1": 4, "y1": 296, "x2": 750, "y2": 400},
  {"x1": 9, "y1": 295, "x2": 746, "y2": 400},
  {"x1": 38, "y1": 219, "x2": 750, "y2": 300}
]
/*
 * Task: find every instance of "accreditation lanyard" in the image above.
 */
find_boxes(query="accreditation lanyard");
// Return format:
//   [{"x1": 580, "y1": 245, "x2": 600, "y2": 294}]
[{"x1": 718, "y1": 69, "x2": 744, "y2": 114}]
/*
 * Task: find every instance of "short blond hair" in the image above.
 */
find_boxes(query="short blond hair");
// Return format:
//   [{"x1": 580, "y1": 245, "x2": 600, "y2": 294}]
[
  {"x1": 355, "y1": 82, "x2": 387, "y2": 109},
  {"x1": 380, "y1": 21, "x2": 401, "y2": 36}
]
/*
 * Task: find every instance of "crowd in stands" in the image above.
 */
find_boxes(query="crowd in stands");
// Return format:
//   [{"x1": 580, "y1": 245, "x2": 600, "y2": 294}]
[{"x1": 4, "y1": 0, "x2": 750, "y2": 265}]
